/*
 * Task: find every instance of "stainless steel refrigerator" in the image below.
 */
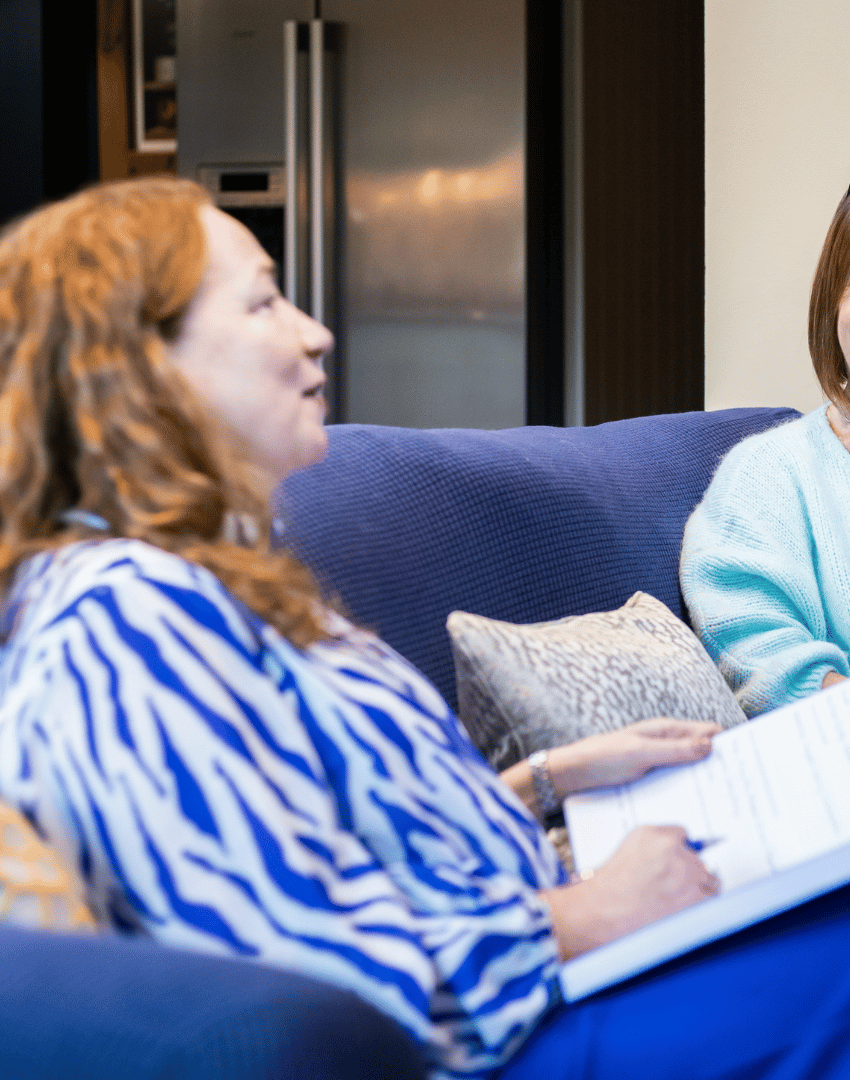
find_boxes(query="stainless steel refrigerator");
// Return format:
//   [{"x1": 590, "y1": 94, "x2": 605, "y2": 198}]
[{"x1": 176, "y1": 0, "x2": 526, "y2": 428}]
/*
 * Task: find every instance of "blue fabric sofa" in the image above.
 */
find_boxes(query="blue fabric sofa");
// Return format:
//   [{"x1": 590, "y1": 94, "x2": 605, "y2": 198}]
[
  {"x1": 278, "y1": 407, "x2": 801, "y2": 712},
  {"x1": 0, "y1": 406, "x2": 800, "y2": 1078},
  {"x1": 0, "y1": 925, "x2": 427, "y2": 1080}
]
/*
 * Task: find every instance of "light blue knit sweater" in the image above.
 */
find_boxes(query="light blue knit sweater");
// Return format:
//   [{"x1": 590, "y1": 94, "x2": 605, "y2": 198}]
[{"x1": 681, "y1": 404, "x2": 850, "y2": 716}]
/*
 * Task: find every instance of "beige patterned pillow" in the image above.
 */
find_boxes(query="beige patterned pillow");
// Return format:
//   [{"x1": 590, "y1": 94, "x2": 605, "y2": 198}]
[
  {"x1": 447, "y1": 592, "x2": 746, "y2": 772},
  {"x1": 0, "y1": 801, "x2": 97, "y2": 931}
]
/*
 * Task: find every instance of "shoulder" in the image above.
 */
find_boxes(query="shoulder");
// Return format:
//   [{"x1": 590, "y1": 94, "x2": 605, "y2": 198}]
[
  {"x1": 7, "y1": 539, "x2": 261, "y2": 657},
  {"x1": 717, "y1": 406, "x2": 823, "y2": 468},
  {"x1": 17, "y1": 538, "x2": 208, "y2": 592},
  {"x1": 682, "y1": 408, "x2": 833, "y2": 562},
  {"x1": 684, "y1": 410, "x2": 822, "y2": 533},
  {"x1": 703, "y1": 407, "x2": 829, "y2": 499}
]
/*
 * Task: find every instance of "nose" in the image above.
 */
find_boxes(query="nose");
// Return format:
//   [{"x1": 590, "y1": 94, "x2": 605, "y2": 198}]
[{"x1": 298, "y1": 311, "x2": 334, "y2": 362}]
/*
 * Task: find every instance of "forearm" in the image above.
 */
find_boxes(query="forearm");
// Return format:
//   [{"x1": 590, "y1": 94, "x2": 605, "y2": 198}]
[
  {"x1": 501, "y1": 723, "x2": 719, "y2": 819},
  {"x1": 681, "y1": 470, "x2": 850, "y2": 714},
  {"x1": 682, "y1": 554, "x2": 849, "y2": 714},
  {"x1": 500, "y1": 743, "x2": 601, "y2": 821}
]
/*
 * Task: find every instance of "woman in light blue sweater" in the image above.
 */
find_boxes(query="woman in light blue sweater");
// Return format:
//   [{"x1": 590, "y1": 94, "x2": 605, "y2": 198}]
[{"x1": 681, "y1": 185, "x2": 850, "y2": 716}]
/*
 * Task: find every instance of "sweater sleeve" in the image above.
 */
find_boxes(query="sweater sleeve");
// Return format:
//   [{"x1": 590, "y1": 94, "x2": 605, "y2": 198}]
[
  {"x1": 0, "y1": 549, "x2": 560, "y2": 1079},
  {"x1": 680, "y1": 436, "x2": 850, "y2": 716}
]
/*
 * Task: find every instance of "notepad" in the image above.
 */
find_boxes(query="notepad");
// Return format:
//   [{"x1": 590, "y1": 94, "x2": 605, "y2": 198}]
[{"x1": 559, "y1": 677, "x2": 850, "y2": 1001}]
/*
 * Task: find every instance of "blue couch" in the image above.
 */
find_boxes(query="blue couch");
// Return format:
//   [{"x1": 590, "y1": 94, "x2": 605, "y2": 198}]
[
  {"x1": 0, "y1": 406, "x2": 799, "y2": 1078},
  {"x1": 278, "y1": 407, "x2": 800, "y2": 712}
]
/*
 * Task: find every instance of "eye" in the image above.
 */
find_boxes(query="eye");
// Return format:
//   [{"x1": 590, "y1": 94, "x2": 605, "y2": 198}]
[{"x1": 252, "y1": 292, "x2": 280, "y2": 313}]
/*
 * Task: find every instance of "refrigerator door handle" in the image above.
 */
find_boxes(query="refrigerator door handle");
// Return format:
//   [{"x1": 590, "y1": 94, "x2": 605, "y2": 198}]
[
  {"x1": 309, "y1": 18, "x2": 325, "y2": 326},
  {"x1": 283, "y1": 20, "x2": 298, "y2": 305}
]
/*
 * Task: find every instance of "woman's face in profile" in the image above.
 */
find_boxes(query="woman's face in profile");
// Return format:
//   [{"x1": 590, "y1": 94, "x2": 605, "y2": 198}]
[{"x1": 166, "y1": 205, "x2": 334, "y2": 482}]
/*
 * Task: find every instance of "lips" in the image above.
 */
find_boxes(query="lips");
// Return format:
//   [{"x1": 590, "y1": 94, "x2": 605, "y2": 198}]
[{"x1": 303, "y1": 383, "x2": 324, "y2": 398}]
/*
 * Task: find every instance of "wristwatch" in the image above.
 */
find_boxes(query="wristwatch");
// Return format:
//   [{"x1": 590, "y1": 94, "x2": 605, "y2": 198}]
[{"x1": 528, "y1": 749, "x2": 560, "y2": 818}]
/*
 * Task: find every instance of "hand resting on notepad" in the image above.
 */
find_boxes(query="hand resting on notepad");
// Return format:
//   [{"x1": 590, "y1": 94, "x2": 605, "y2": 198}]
[{"x1": 500, "y1": 719, "x2": 723, "y2": 959}]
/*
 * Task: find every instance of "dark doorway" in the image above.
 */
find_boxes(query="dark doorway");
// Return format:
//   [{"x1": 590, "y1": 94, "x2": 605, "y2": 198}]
[
  {"x1": 580, "y1": 0, "x2": 705, "y2": 424},
  {"x1": 0, "y1": 0, "x2": 99, "y2": 227}
]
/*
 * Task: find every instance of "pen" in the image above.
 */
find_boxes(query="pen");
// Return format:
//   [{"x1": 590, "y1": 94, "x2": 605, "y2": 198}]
[{"x1": 686, "y1": 837, "x2": 724, "y2": 852}]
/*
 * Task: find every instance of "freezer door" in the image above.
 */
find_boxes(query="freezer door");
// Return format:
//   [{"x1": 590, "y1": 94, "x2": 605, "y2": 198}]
[
  {"x1": 324, "y1": 0, "x2": 525, "y2": 428},
  {"x1": 177, "y1": 0, "x2": 305, "y2": 169}
]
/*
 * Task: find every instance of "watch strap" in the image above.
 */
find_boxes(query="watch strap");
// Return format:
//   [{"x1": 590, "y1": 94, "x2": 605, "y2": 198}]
[{"x1": 528, "y1": 749, "x2": 560, "y2": 818}]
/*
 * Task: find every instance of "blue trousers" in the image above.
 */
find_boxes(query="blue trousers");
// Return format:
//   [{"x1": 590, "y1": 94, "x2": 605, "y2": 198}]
[{"x1": 499, "y1": 883, "x2": 850, "y2": 1079}]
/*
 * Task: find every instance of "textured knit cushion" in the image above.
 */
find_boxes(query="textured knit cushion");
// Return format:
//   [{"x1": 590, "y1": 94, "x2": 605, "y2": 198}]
[
  {"x1": 274, "y1": 408, "x2": 800, "y2": 711},
  {"x1": 0, "y1": 800, "x2": 96, "y2": 931},
  {"x1": 446, "y1": 592, "x2": 747, "y2": 771}
]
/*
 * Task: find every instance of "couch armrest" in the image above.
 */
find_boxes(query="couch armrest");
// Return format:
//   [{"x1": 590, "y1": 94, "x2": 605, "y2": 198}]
[{"x1": 0, "y1": 926, "x2": 426, "y2": 1080}]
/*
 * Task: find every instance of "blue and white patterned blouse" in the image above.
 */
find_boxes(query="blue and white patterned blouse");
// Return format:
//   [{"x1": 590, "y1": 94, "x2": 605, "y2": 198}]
[{"x1": 0, "y1": 540, "x2": 566, "y2": 1078}]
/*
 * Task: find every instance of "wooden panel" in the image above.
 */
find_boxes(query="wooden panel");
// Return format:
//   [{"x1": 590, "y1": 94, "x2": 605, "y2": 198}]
[
  {"x1": 97, "y1": 0, "x2": 130, "y2": 180},
  {"x1": 127, "y1": 149, "x2": 177, "y2": 175},
  {"x1": 582, "y1": 0, "x2": 704, "y2": 424}
]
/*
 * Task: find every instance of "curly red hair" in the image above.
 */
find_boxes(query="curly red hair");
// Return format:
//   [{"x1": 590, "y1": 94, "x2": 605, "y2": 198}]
[{"x1": 0, "y1": 176, "x2": 331, "y2": 648}]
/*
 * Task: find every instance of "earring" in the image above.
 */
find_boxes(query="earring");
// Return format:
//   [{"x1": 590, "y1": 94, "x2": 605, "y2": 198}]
[{"x1": 222, "y1": 512, "x2": 259, "y2": 546}]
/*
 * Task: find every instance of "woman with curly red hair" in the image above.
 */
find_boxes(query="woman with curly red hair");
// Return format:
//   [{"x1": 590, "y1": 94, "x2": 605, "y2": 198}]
[
  {"x1": 1, "y1": 177, "x2": 850, "y2": 1080},
  {"x1": 0, "y1": 176, "x2": 330, "y2": 646}
]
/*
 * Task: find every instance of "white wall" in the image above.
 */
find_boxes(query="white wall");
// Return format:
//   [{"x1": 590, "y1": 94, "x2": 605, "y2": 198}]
[{"x1": 705, "y1": 0, "x2": 850, "y2": 413}]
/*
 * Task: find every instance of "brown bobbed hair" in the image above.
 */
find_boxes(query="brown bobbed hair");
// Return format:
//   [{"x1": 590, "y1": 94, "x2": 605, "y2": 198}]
[
  {"x1": 809, "y1": 187, "x2": 850, "y2": 414},
  {"x1": 0, "y1": 176, "x2": 331, "y2": 648}
]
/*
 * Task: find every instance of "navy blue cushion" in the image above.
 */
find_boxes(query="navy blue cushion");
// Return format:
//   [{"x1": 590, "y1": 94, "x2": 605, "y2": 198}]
[
  {"x1": 275, "y1": 408, "x2": 800, "y2": 711},
  {"x1": 0, "y1": 926, "x2": 425, "y2": 1080}
]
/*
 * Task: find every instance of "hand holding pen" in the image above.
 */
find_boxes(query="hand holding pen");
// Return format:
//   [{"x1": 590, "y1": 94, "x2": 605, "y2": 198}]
[{"x1": 571, "y1": 834, "x2": 724, "y2": 884}]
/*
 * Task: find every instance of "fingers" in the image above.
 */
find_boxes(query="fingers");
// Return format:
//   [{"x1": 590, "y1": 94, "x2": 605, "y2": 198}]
[
  {"x1": 699, "y1": 871, "x2": 722, "y2": 896},
  {"x1": 645, "y1": 823, "x2": 688, "y2": 841},
  {"x1": 586, "y1": 826, "x2": 724, "y2": 944},
  {"x1": 557, "y1": 722, "x2": 723, "y2": 794},
  {"x1": 629, "y1": 719, "x2": 721, "y2": 766},
  {"x1": 626, "y1": 734, "x2": 716, "y2": 774},
  {"x1": 648, "y1": 735, "x2": 715, "y2": 764},
  {"x1": 646, "y1": 826, "x2": 722, "y2": 897},
  {"x1": 632, "y1": 718, "x2": 723, "y2": 738}
]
